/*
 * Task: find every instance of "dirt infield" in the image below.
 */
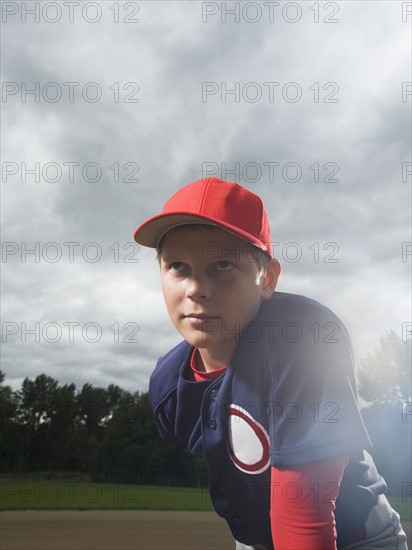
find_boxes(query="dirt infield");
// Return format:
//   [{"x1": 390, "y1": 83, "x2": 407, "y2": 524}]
[
  {"x1": 1, "y1": 511, "x2": 234, "y2": 550},
  {"x1": 1, "y1": 511, "x2": 411, "y2": 550}
]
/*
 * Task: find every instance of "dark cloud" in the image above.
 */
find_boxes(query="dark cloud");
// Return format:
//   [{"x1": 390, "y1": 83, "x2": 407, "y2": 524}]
[{"x1": 2, "y1": 1, "x2": 410, "y2": 392}]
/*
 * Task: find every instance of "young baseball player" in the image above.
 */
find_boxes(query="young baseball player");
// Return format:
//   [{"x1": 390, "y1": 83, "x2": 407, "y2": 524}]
[{"x1": 134, "y1": 177, "x2": 408, "y2": 549}]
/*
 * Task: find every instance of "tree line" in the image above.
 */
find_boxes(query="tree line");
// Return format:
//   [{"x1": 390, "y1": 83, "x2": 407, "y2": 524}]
[
  {"x1": 1, "y1": 330, "x2": 410, "y2": 492},
  {"x1": 0, "y1": 372, "x2": 207, "y2": 486}
]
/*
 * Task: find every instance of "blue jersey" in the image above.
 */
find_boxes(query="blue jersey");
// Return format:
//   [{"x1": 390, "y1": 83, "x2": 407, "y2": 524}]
[{"x1": 149, "y1": 292, "x2": 387, "y2": 547}]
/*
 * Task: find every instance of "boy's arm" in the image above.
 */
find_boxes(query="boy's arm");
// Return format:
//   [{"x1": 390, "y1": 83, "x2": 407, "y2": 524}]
[{"x1": 270, "y1": 455, "x2": 349, "y2": 550}]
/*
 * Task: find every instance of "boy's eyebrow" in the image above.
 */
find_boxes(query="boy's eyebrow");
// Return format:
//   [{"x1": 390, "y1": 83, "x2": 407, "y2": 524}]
[
  {"x1": 158, "y1": 253, "x2": 175, "y2": 261},
  {"x1": 159, "y1": 252, "x2": 243, "y2": 264},
  {"x1": 212, "y1": 251, "x2": 240, "y2": 259}
]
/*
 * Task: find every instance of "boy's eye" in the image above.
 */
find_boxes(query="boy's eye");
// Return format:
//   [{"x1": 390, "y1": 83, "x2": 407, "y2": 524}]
[
  {"x1": 215, "y1": 260, "x2": 234, "y2": 271},
  {"x1": 168, "y1": 261, "x2": 185, "y2": 271}
]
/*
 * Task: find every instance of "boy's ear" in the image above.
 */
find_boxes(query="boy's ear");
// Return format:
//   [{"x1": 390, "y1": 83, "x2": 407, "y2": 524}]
[{"x1": 261, "y1": 259, "x2": 281, "y2": 301}]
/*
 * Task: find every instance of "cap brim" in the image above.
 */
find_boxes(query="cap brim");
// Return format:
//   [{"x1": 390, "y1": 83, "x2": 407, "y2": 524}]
[{"x1": 134, "y1": 212, "x2": 269, "y2": 254}]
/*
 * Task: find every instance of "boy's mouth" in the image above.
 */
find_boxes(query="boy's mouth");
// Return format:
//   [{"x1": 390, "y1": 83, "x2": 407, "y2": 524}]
[
  {"x1": 184, "y1": 313, "x2": 220, "y2": 320},
  {"x1": 184, "y1": 314, "x2": 221, "y2": 328}
]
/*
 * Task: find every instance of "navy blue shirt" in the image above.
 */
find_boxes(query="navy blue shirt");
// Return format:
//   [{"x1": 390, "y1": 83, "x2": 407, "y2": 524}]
[{"x1": 149, "y1": 292, "x2": 387, "y2": 547}]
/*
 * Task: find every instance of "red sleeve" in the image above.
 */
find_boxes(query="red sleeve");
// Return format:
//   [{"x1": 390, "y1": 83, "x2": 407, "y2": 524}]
[{"x1": 270, "y1": 455, "x2": 349, "y2": 550}]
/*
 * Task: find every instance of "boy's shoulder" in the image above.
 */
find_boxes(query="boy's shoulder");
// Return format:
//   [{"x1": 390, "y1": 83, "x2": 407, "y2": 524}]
[
  {"x1": 257, "y1": 291, "x2": 350, "y2": 350},
  {"x1": 259, "y1": 291, "x2": 343, "y2": 324}
]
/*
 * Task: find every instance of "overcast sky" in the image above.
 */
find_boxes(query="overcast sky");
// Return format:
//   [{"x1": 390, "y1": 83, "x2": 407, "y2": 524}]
[{"x1": 1, "y1": 0, "x2": 411, "y2": 393}]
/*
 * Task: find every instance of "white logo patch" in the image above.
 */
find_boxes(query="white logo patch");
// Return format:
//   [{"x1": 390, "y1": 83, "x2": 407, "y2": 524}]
[{"x1": 227, "y1": 404, "x2": 270, "y2": 475}]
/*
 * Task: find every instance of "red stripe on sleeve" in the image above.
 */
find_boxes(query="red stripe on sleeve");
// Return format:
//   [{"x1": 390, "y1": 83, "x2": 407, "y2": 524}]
[{"x1": 270, "y1": 455, "x2": 349, "y2": 550}]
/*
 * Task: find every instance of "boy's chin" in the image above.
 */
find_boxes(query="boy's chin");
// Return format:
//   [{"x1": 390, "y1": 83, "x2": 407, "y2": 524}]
[
  {"x1": 183, "y1": 335, "x2": 215, "y2": 349},
  {"x1": 184, "y1": 334, "x2": 237, "y2": 353},
  {"x1": 175, "y1": 324, "x2": 239, "y2": 351}
]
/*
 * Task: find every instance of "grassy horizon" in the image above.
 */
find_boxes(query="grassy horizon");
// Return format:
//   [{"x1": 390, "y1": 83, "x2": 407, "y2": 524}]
[
  {"x1": 0, "y1": 480, "x2": 214, "y2": 512},
  {"x1": 1, "y1": 480, "x2": 411, "y2": 521}
]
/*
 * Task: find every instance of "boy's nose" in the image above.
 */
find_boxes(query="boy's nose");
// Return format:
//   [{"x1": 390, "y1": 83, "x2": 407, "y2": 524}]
[{"x1": 186, "y1": 272, "x2": 211, "y2": 301}]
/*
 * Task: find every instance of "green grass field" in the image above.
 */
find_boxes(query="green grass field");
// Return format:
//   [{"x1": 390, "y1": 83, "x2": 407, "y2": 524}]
[
  {"x1": 0, "y1": 480, "x2": 214, "y2": 511},
  {"x1": 1, "y1": 480, "x2": 410, "y2": 521}
]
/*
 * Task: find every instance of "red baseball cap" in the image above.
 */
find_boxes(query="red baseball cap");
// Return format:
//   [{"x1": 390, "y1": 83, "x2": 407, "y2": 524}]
[{"x1": 133, "y1": 177, "x2": 272, "y2": 258}]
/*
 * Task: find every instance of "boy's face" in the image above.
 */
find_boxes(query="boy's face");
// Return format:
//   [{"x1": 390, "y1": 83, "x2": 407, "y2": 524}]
[{"x1": 159, "y1": 225, "x2": 279, "y2": 361}]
